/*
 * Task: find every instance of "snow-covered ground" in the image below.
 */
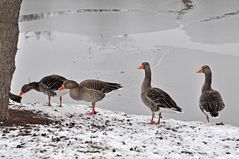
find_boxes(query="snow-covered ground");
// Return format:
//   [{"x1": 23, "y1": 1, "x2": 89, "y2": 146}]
[{"x1": 1, "y1": 102, "x2": 239, "y2": 158}]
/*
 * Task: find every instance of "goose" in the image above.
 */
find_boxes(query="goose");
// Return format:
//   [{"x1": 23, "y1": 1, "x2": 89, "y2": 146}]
[
  {"x1": 19, "y1": 75, "x2": 69, "y2": 107},
  {"x1": 197, "y1": 65, "x2": 225, "y2": 122},
  {"x1": 138, "y1": 62, "x2": 182, "y2": 125},
  {"x1": 59, "y1": 79, "x2": 122, "y2": 115}
]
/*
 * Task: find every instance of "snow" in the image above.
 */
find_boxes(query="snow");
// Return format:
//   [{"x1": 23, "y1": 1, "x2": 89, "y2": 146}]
[{"x1": 1, "y1": 102, "x2": 239, "y2": 158}]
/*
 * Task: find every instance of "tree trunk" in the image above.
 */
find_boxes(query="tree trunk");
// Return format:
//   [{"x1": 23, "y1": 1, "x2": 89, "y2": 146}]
[{"x1": 0, "y1": 0, "x2": 22, "y2": 121}]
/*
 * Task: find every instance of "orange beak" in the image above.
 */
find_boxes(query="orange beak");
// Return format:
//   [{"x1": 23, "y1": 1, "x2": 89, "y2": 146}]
[
  {"x1": 19, "y1": 91, "x2": 24, "y2": 96},
  {"x1": 58, "y1": 84, "x2": 65, "y2": 91},
  {"x1": 196, "y1": 67, "x2": 204, "y2": 73},
  {"x1": 137, "y1": 64, "x2": 144, "y2": 69}
]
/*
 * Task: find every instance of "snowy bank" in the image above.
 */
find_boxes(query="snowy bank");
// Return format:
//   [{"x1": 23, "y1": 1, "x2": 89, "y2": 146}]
[{"x1": 0, "y1": 102, "x2": 239, "y2": 159}]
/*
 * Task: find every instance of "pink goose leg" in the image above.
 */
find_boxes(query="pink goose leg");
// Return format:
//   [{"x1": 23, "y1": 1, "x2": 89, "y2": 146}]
[
  {"x1": 48, "y1": 96, "x2": 51, "y2": 106},
  {"x1": 150, "y1": 112, "x2": 155, "y2": 124},
  {"x1": 87, "y1": 102, "x2": 96, "y2": 116},
  {"x1": 157, "y1": 112, "x2": 162, "y2": 125}
]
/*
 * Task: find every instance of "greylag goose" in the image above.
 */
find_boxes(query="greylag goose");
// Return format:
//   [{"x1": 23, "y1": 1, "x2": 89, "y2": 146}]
[
  {"x1": 19, "y1": 75, "x2": 69, "y2": 107},
  {"x1": 197, "y1": 65, "x2": 225, "y2": 122},
  {"x1": 138, "y1": 62, "x2": 182, "y2": 125},
  {"x1": 59, "y1": 79, "x2": 122, "y2": 115}
]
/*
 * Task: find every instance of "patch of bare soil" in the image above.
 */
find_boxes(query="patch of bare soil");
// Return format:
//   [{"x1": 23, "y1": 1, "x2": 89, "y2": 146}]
[{"x1": 0, "y1": 109, "x2": 54, "y2": 126}]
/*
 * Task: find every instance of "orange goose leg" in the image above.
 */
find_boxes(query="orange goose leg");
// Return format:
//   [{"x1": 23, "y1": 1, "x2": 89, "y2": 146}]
[
  {"x1": 150, "y1": 112, "x2": 155, "y2": 124},
  {"x1": 87, "y1": 102, "x2": 96, "y2": 116},
  {"x1": 59, "y1": 97, "x2": 62, "y2": 107},
  {"x1": 48, "y1": 96, "x2": 51, "y2": 106}
]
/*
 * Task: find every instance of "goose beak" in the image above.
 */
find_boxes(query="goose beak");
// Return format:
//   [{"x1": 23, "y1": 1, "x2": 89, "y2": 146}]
[
  {"x1": 19, "y1": 91, "x2": 24, "y2": 96},
  {"x1": 197, "y1": 67, "x2": 204, "y2": 73},
  {"x1": 138, "y1": 64, "x2": 144, "y2": 69},
  {"x1": 58, "y1": 85, "x2": 65, "y2": 91}
]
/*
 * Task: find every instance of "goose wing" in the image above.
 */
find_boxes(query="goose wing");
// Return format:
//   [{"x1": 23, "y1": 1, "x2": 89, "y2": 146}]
[
  {"x1": 39, "y1": 75, "x2": 66, "y2": 96},
  {"x1": 79, "y1": 87, "x2": 105, "y2": 103},
  {"x1": 79, "y1": 79, "x2": 122, "y2": 93},
  {"x1": 146, "y1": 88, "x2": 182, "y2": 112},
  {"x1": 40, "y1": 75, "x2": 66, "y2": 91},
  {"x1": 200, "y1": 90, "x2": 225, "y2": 113}
]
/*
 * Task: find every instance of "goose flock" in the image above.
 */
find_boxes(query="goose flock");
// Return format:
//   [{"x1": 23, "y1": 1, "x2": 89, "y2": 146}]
[{"x1": 18, "y1": 62, "x2": 225, "y2": 125}]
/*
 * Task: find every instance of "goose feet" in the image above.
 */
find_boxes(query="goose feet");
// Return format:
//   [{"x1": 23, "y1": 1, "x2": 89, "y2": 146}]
[
  {"x1": 87, "y1": 102, "x2": 96, "y2": 116},
  {"x1": 149, "y1": 112, "x2": 155, "y2": 124},
  {"x1": 87, "y1": 111, "x2": 97, "y2": 116},
  {"x1": 149, "y1": 120, "x2": 155, "y2": 124},
  {"x1": 149, "y1": 112, "x2": 161, "y2": 125}
]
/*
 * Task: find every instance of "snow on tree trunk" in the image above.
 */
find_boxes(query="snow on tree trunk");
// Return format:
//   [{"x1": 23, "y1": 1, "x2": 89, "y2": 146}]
[{"x1": 0, "y1": 0, "x2": 22, "y2": 121}]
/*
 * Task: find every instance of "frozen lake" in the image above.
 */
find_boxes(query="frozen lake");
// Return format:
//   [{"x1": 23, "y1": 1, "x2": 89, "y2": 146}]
[{"x1": 12, "y1": 0, "x2": 239, "y2": 126}]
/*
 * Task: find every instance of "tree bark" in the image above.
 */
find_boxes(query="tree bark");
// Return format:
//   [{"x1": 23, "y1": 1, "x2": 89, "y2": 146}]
[{"x1": 0, "y1": 0, "x2": 22, "y2": 121}]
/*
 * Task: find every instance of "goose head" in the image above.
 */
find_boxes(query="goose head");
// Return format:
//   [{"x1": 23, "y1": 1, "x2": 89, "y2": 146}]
[
  {"x1": 197, "y1": 65, "x2": 211, "y2": 74},
  {"x1": 19, "y1": 82, "x2": 38, "y2": 96},
  {"x1": 138, "y1": 62, "x2": 150, "y2": 70}
]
